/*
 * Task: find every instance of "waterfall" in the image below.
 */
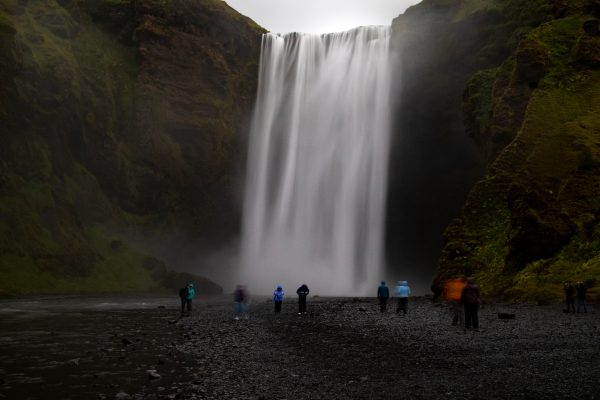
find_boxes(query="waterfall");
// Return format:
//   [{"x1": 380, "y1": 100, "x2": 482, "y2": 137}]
[{"x1": 241, "y1": 26, "x2": 392, "y2": 296}]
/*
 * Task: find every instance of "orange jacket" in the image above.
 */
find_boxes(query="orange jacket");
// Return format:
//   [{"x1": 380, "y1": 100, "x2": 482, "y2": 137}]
[{"x1": 443, "y1": 278, "x2": 466, "y2": 302}]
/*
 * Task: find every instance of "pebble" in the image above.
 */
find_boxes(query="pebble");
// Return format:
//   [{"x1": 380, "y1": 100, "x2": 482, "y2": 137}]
[{"x1": 147, "y1": 370, "x2": 161, "y2": 380}]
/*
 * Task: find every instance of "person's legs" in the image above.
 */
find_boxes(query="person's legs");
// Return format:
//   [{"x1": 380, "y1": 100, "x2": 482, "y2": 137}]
[
  {"x1": 381, "y1": 298, "x2": 387, "y2": 312},
  {"x1": 577, "y1": 299, "x2": 587, "y2": 313},
  {"x1": 181, "y1": 298, "x2": 186, "y2": 315},
  {"x1": 400, "y1": 298, "x2": 408, "y2": 314},
  {"x1": 235, "y1": 302, "x2": 242, "y2": 318},
  {"x1": 186, "y1": 299, "x2": 192, "y2": 314},
  {"x1": 451, "y1": 302, "x2": 458, "y2": 325},
  {"x1": 464, "y1": 304, "x2": 472, "y2": 329},
  {"x1": 275, "y1": 301, "x2": 282, "y2": 312},
  {"x1": 472, "y1": 305, "x2": 479, "y2": 329}
]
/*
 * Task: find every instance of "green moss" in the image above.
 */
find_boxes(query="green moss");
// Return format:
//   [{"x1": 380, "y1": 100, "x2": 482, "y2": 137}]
[
  {"x1": 83, "y1": 228, "x2": 159, "y2": 292},
  {"x1": 0, "y1": 0, "x2": 259, "y2": 295},
  {"x1": 0, "y1": 10, "x2": 15, "y2": 34},
  {"x1": 438, "y1": 2, "x2": 600, "y2": 300},
  {"x1": 464, "y1": 68, "x2": 498, "y2": 133}
]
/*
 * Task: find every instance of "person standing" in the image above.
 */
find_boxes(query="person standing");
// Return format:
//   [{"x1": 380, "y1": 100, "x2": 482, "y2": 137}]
[
  {"x1": 576, "y1": 281, "x2": 587, "y2": 313},
  {"x1": 273, "y1": 285, "x2": 285, "y2": 313},
  {"x1": 186, "y1": 283, "x2": 195, "y2": 315},
  {"x1": 443, "y1": 277, "x2": 467, "y2": 326},
  {"x1": 564, "y1": 282, "x2": 576, "y2": 313},
  {"x1": 296, "y1": 284, "x2": 310, "y2": 315},
  {"x1": 234, "y1": 285, "x2": 249, "y2": 320},
  {"x1": 461, "y1": 277, "x2": 481, "y2": 331},
  {"x1": 395, "y1": 281, "x2": 411, "y2": 314},
  {"x1": 179, "y1": 283, "x2": 195, "y2": 316},
  {"x1": 377, "y1": 281, "x2": 390, "y2": 312},
  {"x1": 179, "y1": 285, "x2": 189, "y2": 316}
]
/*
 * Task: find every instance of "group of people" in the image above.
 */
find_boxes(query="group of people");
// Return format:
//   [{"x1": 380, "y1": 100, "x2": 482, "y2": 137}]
[
  {"x1": 442, "y1": 277, "x2": 482, "y2": 331},
  {"x1": 271, "y1": 284, "x2": 310, "y2": 314},
  {"x1": 376, "y1": 278, "x2": 482, "y2": 332},
  {"x1": 376, "y1": 281, "x2": 411, "y2": 314},
  {"x1": 180, "y1": 277, "x2": 587, "y2": 327},
  {"x1": 231, "y1": 283, "x2": 311, "y2": 319},
  {"x1": 564, "y1": 281, "x2": 587, "y2": 313},
  {"x1": 178, "y1": 283, "x2": 196, "y2": 316}
]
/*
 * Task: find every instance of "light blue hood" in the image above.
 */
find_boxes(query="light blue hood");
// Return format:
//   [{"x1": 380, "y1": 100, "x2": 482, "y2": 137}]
[{"x1": 395, "y1": 281, "x2": 411, "y2": 297}]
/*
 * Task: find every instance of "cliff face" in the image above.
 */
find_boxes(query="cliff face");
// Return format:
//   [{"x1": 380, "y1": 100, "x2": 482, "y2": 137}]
[
  {"x1": 387, "y1": 0, "x2": 553, "y2": 284},
  {"x1": 0, "y1": 0, "x2": 264, "y2": 295},
  {"x1": 391, "y1": 0, "x2": 600, "y2": 301}
]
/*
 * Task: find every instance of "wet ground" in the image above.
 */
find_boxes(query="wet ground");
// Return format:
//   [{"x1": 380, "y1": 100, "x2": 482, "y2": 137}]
[{"x1": 0, "y1": 296, "x2": 598, "y2": 399}]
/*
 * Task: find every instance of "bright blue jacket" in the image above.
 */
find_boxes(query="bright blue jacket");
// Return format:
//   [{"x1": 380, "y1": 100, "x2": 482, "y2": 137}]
[
  {"x1": 273, "y1": 286, "x2": 284, "y2": 302},
  {"x1": 395, "y1": 281, "x2": 411, "y2": 298}
]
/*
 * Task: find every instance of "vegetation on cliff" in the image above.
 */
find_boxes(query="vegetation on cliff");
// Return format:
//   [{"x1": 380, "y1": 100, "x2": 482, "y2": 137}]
[
  {"x1": 0, "y1": 0, "x2": 264, "y2": 295},
  {"x1": 429, "y1": 0, "x2": 600, "y2": 302}
]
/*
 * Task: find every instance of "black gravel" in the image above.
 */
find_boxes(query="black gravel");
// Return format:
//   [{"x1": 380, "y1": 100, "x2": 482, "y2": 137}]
[{"x1": 0, "y1": 297, "x2": 599, "y2": 399}]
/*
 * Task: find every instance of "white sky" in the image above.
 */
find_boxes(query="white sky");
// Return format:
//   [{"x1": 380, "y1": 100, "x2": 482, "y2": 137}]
[{"x1": 223, "y1": 0, "x2": 421, "y2": 34}]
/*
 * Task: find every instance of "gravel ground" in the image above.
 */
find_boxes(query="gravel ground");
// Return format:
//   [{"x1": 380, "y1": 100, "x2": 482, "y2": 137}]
[{"x1": 0, "y1": 296, "x2": 599, "y2": 399}]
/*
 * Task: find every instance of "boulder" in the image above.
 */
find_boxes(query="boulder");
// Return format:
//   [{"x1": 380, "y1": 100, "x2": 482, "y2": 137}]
[{"x1": 147, "y1": 370, "x2": 161, "y2": 380}]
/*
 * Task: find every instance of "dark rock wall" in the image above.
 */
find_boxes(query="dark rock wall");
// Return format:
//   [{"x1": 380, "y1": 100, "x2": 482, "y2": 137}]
[
  {"x1": 0, "y1": 0, "x2": 263, "y2": 295},
  {"x1": 390, "y1": 0, "x2": 600, "y2": 301},
  {"x1": 387, "y1": 0, "x2": 553, "y2": 287}
]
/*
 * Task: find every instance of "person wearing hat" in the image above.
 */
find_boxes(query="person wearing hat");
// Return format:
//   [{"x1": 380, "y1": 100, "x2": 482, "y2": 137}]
[
  {"x1": 296, "y1": 284, "x2": 310, "y2": 315},
  {"x1": 377, "y1": 281, "x2": 390, "y2": 312},
  {"x1": 576, "y1": 281, "x2": 587, "y2": 313},
  {"x1": 394, "y1": 280, "x2": 411, "y2": 314},
  {"x1": 273, "y1": 285, "x2": 285, "y2": 313},
  {"x1": 461, "y1": 277, "x2": 481, "y2": 331},
  {"x1": 180, "y1": 283, "x2": 195, "y2": 316}
]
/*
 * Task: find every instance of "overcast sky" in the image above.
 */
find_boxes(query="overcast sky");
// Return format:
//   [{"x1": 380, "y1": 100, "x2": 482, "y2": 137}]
[{"x1": 224, "y1": 0, "x2": 421, "y2": 34}]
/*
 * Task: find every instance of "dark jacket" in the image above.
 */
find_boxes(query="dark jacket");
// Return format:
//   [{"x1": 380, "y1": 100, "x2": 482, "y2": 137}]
[
  {"x1": 565, "y1": 284, "x2": 575, "y2": 300},
  {"x1": 461, "y1": 283, "x2": 481, "y2": 305},
  {"x1": 296, "y1": 285, "x2": 310, "y2": 299},
  {"x1": 377, "y1": 284, "x2": 389, "y2": 299},
  {"x1": 576, "y1": 283, "x2": 586, "y2": 300},
  {"x1": 234, "y1": 288, "x2": 246, "y2": 303},
  {"x1": 179, "y1": 287, "x2": 189, "y2": 299}
]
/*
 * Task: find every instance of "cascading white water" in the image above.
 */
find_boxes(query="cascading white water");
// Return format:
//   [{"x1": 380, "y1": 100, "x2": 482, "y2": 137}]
[{"x1": 241, "y1": 26, "x2": 392, "y2": 296}]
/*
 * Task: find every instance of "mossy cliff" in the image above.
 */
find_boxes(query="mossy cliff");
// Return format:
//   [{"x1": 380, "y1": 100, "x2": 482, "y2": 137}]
[
  {"x1": 0, "y1": 0, "x2": 264, "y2": 295},
  {"x1": 392, "y1": 0, "x2": 600, "y2": 301}
]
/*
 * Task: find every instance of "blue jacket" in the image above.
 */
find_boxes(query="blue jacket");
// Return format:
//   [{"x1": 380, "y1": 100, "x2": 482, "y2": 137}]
[
  {"x1": 273, "y1": 286, "x2": 284, "y2": 302},
  {"x1": 395, "y1": 281, "x2": 411, "y2": 298}
]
